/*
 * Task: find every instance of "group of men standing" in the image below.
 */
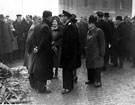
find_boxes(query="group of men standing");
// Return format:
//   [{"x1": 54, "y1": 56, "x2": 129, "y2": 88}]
[
  {"x1": 1, "y1": 9, "x2": 134, "y2": 95},
  {"x1": 95, "y1": 12, "x2": 133, "y2": 70},
  {"x1": 27, "y1": 10, "x2": 83, "y2": 94},
  {"x1": 0, "y1": 14, "x2": 33, "y2": 63},
  {"x1": 26, "y1": 9, "x2": 135, "y2": 94}
]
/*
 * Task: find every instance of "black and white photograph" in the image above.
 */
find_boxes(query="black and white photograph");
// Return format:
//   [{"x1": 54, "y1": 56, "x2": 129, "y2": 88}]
[{"x1": 0, "y1": 0, "x2": 135, "y2": 104}]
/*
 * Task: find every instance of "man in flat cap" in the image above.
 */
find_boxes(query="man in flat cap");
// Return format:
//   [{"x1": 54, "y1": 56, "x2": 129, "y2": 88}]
[
  {"x1": 96, "y1": 11, "x2": 108, "y2": 71},
  {"x1": 29, "y1": 10, "x2": 53, "y2": 93},
  {"x1": 60, "y1": 10, "x2": 79, "y2": 94}
]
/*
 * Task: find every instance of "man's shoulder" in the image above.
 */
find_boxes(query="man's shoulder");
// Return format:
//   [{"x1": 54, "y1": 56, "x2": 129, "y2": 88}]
[{"x1": 35, "y1": 22, "x2": 47, "y2": 28}]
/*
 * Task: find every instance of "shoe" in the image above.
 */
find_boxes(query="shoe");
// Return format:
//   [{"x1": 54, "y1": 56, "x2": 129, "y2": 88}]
[
  {"x1": 85, "y1": 81, "x2": 94, "y2": 85},
  {"x1": 38, "y1": 89, "x2": 52, "y2": 94},
  {"x1": 61, "y1": 88, "x2": 72, "y2": 94},
  {"x1": 110, "y1": 64, "x2": 118, "y2": 67},
  {"x1": 94, "y1": 82, "x2": 102, "y2": 87}
]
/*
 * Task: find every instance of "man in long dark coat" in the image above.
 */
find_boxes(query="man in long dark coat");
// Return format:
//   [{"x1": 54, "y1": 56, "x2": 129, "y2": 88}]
[
  {"x1": 112, "y1": 16, "x2": 131, "y2": 68},
  {"x1": 104, "y1": 13, "x2": 115, "y2": 65},
  {"x1": 29, "y1": 11, "x2": 53, "y2": 93},
  {"x1": 96, "y1": 12, "x2": 108, "y2": 71},
  {"x1": 77, "y1": 17, "x2": 88, "y2": 57},
  {"x1": 131, "y1": 17, "x2": 135, "y2": 67},
  {"x1": 60, "y1": 10, "x2": 79, "y2": 94}
]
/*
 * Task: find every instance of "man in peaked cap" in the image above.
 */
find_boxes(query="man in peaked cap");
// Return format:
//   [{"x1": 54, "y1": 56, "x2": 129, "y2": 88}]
[
  {"x1": 16, "y1": 14, "x2": 22, "y2": 22},
  {"x1": 62, "y1": 10, "x2": 72, "y2": 24},
  {"x1": 60, "y1": 10, "x2": 79, "y2": 94},
  {"x1": 63, "y1": 10, "x2": 72, "y2": 18}
]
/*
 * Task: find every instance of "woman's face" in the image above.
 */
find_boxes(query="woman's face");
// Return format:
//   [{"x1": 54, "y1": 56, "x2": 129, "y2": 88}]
[{"x1": 52, "y1": 19, "x2": 58, "y2": 27}]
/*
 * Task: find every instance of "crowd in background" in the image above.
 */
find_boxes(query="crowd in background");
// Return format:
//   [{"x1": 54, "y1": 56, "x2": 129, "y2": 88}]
[{"x1": 0, "y1": 10, "x2": 135, "y2": 94}]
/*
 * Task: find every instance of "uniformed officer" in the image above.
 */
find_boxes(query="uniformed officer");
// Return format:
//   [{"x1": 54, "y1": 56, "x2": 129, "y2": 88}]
[{"x1": 60, "y1": 10, "x2": 79, "y2": 94}]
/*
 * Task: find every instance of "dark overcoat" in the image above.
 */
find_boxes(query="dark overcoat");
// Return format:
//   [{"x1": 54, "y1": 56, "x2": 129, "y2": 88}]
[
  {"x1": 22, "y1": 19, "x2": 32, "y2": 39},
  {"x1": 113, "y1": 22, "x2": 131, "y2": 56},
  {"x1": 13, "y1": 20, "x2": 25, "y2": 39},
  {"x1": 3, "y1": 22, "x2": 13, "y2": 54},
  {"x1": 60, "y1": 20, "x2": 79, "y2": 70},
  {"x1": 104, "y1": 20, "x2": 115, "y2": 45},
  {"x1": 131, "y1": 21, "x2": 135, "y2": 57},
  {"x1": 29, "y1": 19, "x2": 53, "y2": 81},
  {"x1": 77, "y1": 21, "x2": 88, "y2": 55},
  {"x1": 0, "y1": 20, "x2": 4, "y2": 55},
  {"x1": 86, "y1": 28, "x2": 105, "y2": 69}
]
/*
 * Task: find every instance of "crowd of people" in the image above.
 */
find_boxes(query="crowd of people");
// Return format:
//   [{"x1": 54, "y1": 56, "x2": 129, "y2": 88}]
[
  {"x1": 0, "y1": 14, "x2": 34, "y2": 63},
  {"x1": 0, "y1": 9, "x2": 135, "y2": 94}
]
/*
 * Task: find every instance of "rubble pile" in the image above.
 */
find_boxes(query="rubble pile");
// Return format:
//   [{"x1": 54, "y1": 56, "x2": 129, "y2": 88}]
[{"x1": 0, "y1": 63, "x2": 32, "y2": 104}]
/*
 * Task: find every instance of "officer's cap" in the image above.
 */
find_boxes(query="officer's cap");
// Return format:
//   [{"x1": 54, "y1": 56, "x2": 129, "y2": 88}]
[{"x1": 63, "y1": 10, "x2": 72, "y2": 18}]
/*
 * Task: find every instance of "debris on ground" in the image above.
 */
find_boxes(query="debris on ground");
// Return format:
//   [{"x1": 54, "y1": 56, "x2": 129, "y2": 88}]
[{"x1": 0, "y1": 63, "x2": 32, "y2": 104}]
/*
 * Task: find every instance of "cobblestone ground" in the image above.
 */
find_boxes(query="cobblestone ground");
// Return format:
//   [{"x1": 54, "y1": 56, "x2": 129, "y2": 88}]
[{"x1": 8, "y1": 59, "x2": 135, "y2": 105}]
